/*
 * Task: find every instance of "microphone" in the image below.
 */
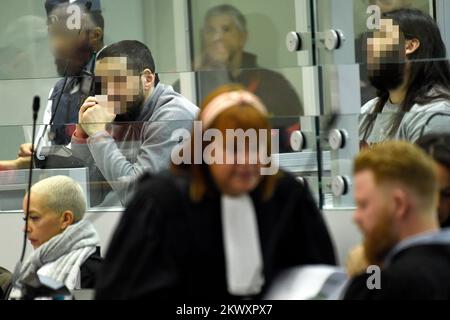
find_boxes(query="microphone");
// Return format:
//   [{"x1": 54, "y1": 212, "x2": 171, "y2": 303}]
[
  {"x1": 7, "y1": 96, "x2": 40, "y2": 299},
  {"x1": 22, "y1": 96, "x2": 40, "y2": 262},
  {"x1": 32, "y1": 96, "x2": 40, "y2": 121}
]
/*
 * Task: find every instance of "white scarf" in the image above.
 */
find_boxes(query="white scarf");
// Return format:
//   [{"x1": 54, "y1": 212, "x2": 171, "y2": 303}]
[
  {"x1": 9, "y1": 219, "x2": 99, "y2": 299},
  {"x1": 221, "y1": 194, "x2": 265, "y2": 296}
]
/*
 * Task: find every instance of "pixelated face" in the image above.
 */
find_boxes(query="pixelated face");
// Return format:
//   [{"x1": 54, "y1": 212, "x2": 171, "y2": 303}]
[
  {"x1": 353, "y1": 170, "x2": 399, "y2": 265},
  {"x1": 366, "y1": 18, "x2": 407, "y2": 90},
  {"x1": 94, "y1": 57, "x2": 144, "y2": 115},
  {"x1": 203, "y1": 14, "x2": 247, "y2": 65},
  {"x1": 22, "y1": 193, "x2": 64, "y2": 249},
  {"x1": 367, "y1": 18, "x2": 405, "y2": 67}
]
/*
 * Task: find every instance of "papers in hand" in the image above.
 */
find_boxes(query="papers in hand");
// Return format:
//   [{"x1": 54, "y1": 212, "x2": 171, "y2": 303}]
[{"x1": 264, "y1": 265, "x2": 348, "y2": 300}]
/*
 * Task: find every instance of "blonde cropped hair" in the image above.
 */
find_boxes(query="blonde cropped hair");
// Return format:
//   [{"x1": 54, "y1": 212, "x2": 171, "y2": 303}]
[{"x1": 30, "y1": 176, "x2": 87, "y2": 222}]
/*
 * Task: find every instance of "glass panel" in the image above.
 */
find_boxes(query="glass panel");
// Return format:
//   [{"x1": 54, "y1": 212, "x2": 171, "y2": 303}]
[
  {"x1": 188, "y1": 66, "x2": 305, "y2": 117},
  {"x1": 277, "y1": 115, "x2": 322, "y2": 205},
  {"x1": 182, "y1": 0, "x2": 312, "y2": 119},
  {"x1": 0, "y1": 115, "x2": 321, "y2": 211},
  {"x1": 0, "y1": 0, "x2": 314, "y2": 79},
  {"x1": 189, "y1": 0, "x2": 312, "y2": 70},
  {"x1": 0, "y1": 0, "x2": 54, "y2": 81},
  {"x1": 4, "y1": 0, "x2": 450, "y2": 214},
  {"x1": 0, "y1": 119, "x2": 198, "y2": 210},
  {"x1": 310, "y1": 0, "x2": 450, "y2": 210},
  {"x1": 0, "y1": 0, "x2": 189, "y2": 80}
]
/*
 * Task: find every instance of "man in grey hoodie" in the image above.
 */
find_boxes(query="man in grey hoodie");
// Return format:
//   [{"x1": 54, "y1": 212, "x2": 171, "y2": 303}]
[{"x1": 71, "y1": 40, "x2": 199, "y2": 206}]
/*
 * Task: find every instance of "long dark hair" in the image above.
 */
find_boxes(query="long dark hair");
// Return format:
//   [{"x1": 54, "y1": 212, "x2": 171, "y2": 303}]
[{"x1": 360, "y1": 8, "x2": 450, "y2": 140}]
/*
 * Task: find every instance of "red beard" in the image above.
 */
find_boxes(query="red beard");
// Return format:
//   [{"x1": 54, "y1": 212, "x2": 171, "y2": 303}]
[{"x1": 363, "y1": 207, "x2": 400, "y2": 266}]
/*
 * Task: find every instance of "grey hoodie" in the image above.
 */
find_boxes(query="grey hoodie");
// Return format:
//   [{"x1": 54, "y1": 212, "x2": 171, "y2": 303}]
[
  {"x1": 71, "y1": 83, "x2": 199, "y2": 205},
  {"x1": 360, "y1": 97, "x2": 450, "y2": 144}
]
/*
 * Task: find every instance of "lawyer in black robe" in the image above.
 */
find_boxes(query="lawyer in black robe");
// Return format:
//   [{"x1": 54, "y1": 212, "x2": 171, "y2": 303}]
[{"x1": 95, "y1": 170, "x2": 336, "y2": 300}]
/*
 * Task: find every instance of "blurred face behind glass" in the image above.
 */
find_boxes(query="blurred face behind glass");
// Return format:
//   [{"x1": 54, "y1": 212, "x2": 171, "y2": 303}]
[
  {"x1": 94, "y1": 57, "x2": 145, "y2": 116},
  {"x1": 367, "y1": 18, "x2": 406, "y2": 91},
  {"x1": 22, "y1": 193, "x2": 70, "y2": 249},
  {"x1": 208, "y1": 141, "x2": 263, "y2": 197},
  {"x1": 353, "y1": 170, "x2": 400, "y2": 265},
  {"x1": 202, "y1": 14, "x2": 247, "y2": 67},
  {"x1": 48, "y1": 20, "x2": 94, "y2": 77}
]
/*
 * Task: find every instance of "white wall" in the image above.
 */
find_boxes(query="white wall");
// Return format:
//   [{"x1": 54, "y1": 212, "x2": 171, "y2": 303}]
[{"x1": 0, "y1": 209, "x2": 360, "y2": 273}]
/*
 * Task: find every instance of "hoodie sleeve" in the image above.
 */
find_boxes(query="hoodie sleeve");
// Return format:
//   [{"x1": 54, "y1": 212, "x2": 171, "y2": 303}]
[
  {"x1": 84, "y1": 101, "x2": 197, "y2": 205},
  {"x1": 396, "y1": 103, "x2": 450, "y2": 143}
]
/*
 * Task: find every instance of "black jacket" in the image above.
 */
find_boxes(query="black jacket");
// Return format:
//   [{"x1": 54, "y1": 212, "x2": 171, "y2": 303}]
[
  {"x1": 344, "y1": 234, "x2": 450, "y2": 300},
  {"x1": 95, "y1": 170, "x2": 336, "y2": 300},
  {"x1": 80, "y1": 247, "x2": 103, "y2": 289}
]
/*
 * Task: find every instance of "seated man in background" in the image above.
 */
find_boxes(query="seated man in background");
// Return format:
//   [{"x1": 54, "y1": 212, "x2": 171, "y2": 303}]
[
  {"x1": 0, "y1": 0, "x2": 105, "y2": 170},
  {"x1": 417, "y1": 133, "x2": 450, "y2": 228},
  {"x1": 359, "y1": 9, "x2": 450, "y2": 146},
  {"x1": 71, "y1": 40, "x2": 199, "y2": 205},
  {"x1": 174, "y1": 4, "x2": 302, "y2": 152},
  {"x1": 344, "y1": 141, "x2": 450, "y2": 300},
  {"x1": 7, "y1": 176, "x2": 102, "y2": 300}
]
